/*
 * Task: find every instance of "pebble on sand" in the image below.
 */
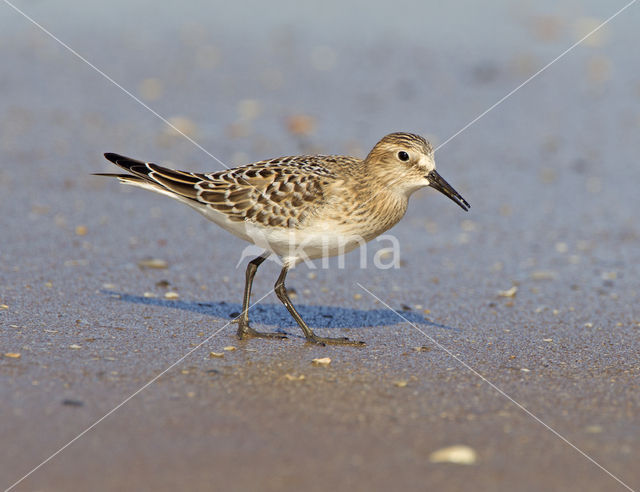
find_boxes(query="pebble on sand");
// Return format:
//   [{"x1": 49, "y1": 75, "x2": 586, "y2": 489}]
[
  {"x1": 573, "y1": 17, "x2": 608, "y2": 47},
  {"x1": 165, "y1": 116, "x2": 198, "y2": 137},
  {"x1": 413, "y1": 346, "x2": 431, "y2": 352},
  {"x1": 138, "y1": 258, "x2": 169, "y2": 269},
  {"x1": 312, "y1": 357, "x2": 331, "y2": 366},
  {"x1": 164, "y1": 291, "x2": 180, "y2": 300},
  {"x1": 286, "y1": 114, "x2": 315, "y2": 136},
  {"x1": 531, "y1": 270, "x2": 557, "y2": 280},
  {"x1": 498, "y1": 286, "x2": 518, "y2": 298},
  {"x1": 429, "y1": 445, "x2": 477, "y2": 465},
  {"x1": 529, "y1": 15, "x2": 563, "y2": 43},
  {"x1": 62, "y1": 399, "x2": 84, "y2": 407},
  {"x1": 284, "y1": 374, "x2": 305, "y2": 381},
  {"x1": 138, "y1": 77, "x2": 164, "y2": 101},
  {"x1": 209, "y1": 352, "x2": 224, "y2": 358},
  {"x1": 4, "y1": 352, "x2": 21, "y2": 359},
  {"x1": 393, "y1": 380, "x2": 408, "y2": 388}
]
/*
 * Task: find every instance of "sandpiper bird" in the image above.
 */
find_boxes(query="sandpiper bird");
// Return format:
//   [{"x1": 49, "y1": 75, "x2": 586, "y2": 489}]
[{"x1": 98, "y1": 132, "x2": 469, "y2": 345}]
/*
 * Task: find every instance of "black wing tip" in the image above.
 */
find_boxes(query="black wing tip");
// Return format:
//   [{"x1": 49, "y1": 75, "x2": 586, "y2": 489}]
[
  {"x1": 103, "y1": 152, "x2": 150, "y2": 174},
  {"x1": 104, "y1": 152, "x2": 127, "y2": 163}
]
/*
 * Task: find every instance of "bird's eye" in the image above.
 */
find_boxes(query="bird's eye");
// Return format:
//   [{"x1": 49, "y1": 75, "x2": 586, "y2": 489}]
[{"x1": 397, "y1": 151, "x2": 410, "y2": 162}]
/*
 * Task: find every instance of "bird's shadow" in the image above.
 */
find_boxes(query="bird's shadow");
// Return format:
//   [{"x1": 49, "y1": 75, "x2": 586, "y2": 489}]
[{"x1": 103, "y1": 291, "x2": 459, "y2": 332}]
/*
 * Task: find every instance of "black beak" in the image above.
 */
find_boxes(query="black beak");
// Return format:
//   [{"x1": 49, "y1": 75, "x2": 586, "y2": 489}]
[{"x1": 426, "y1": 170, "x2": 470, "y2": 212}]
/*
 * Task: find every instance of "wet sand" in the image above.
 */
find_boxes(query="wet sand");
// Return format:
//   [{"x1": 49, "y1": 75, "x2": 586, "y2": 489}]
[{"x1": 1, "y1": 1, "x2": 639, "y2": 491}]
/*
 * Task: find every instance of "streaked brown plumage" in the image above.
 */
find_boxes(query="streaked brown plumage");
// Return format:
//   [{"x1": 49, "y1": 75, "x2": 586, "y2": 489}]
[{"x1": 98, "y1": 132, "x2": 469, "y2": 345}]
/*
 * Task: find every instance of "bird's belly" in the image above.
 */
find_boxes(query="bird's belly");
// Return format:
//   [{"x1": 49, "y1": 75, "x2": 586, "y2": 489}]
[
  {"x1": 249, "y1": 222, "x2": 368, "y2": 263},
  {"x1": 194, "y1": 200, "x2": 404, "y2": 266},
  {"x1": 192, "y1": 204, "x2": 358, "y2": 258}
]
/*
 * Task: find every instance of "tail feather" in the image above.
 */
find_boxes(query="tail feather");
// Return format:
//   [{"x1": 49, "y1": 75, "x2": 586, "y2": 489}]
[
  {"x1": 102, "y1": 153, "x2": 153, "y2": 178},
  {"x1": 93, "y1": 172, "x2": 144, "y2": 181},
  {"x1": 97, "y1": 152, "x2": 202, "y2": 202},
  {"x1": 103, "y1": 152, "x2": 145, "y2": 169}
]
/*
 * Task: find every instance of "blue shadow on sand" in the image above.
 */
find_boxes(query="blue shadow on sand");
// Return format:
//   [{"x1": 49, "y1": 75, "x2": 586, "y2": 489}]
[{"x1": 104, "y1": 291, "x2": 458, "y2": 332}]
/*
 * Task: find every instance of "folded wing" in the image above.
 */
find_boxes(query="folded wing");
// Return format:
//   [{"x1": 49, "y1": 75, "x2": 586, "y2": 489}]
[{"x1": 100, "y1": 153, "x2": 347, "y2": 228}]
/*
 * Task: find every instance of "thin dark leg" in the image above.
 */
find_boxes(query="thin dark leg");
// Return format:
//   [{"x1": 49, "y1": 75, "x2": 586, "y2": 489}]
[
  {"x1": 274, "y1": 265, "x2": 365, "y2": 346},
  {"x1": 236, "y1": 253, "x2": 287, "y2": 340}
]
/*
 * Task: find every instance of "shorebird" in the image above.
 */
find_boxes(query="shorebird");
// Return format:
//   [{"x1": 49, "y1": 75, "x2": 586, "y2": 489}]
[{"x1": 98, "y1": 132, "x2": 469, "y2": 345}]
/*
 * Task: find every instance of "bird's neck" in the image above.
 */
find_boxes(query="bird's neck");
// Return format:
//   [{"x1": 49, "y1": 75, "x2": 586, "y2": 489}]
[{"x1": 356, "y1": 160, "x2": 423, "y2": 201}]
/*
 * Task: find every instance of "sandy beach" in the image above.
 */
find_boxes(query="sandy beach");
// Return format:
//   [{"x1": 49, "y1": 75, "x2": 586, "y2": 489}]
[{"x1": 1, "y1": 1, "x2": 639, "y2": 490}]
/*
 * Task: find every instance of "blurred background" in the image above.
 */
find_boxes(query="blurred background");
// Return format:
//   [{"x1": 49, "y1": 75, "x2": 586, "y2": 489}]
[
  {"x1": 1, "y1": 1, "x2": 639, "y2": 491},
  {"x1": 2, "y1": 0, "x2": 639, "y2": 267}
]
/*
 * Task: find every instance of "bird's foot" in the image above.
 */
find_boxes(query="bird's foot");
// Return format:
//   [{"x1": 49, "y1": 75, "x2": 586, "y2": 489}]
[
  {"x1": 236, "y1": 323, "x2": 288, "y2": 340},
  {"x1": 305, "y1": 334, "x2": 365, "y2": 346}
]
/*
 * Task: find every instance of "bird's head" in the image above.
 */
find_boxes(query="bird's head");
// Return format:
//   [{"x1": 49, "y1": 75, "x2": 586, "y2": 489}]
[{"x1": 364, "y1": 132, "x2": 470, "y2": 211}]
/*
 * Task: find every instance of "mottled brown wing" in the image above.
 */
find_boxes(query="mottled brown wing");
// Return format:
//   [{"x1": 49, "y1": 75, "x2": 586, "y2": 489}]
[
  {"x1": 102, "y1": 153, "x2": 356, "y2": 229},
  {"x1": 197, "y1": 156, "x2": 349, "y2": 227}
]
